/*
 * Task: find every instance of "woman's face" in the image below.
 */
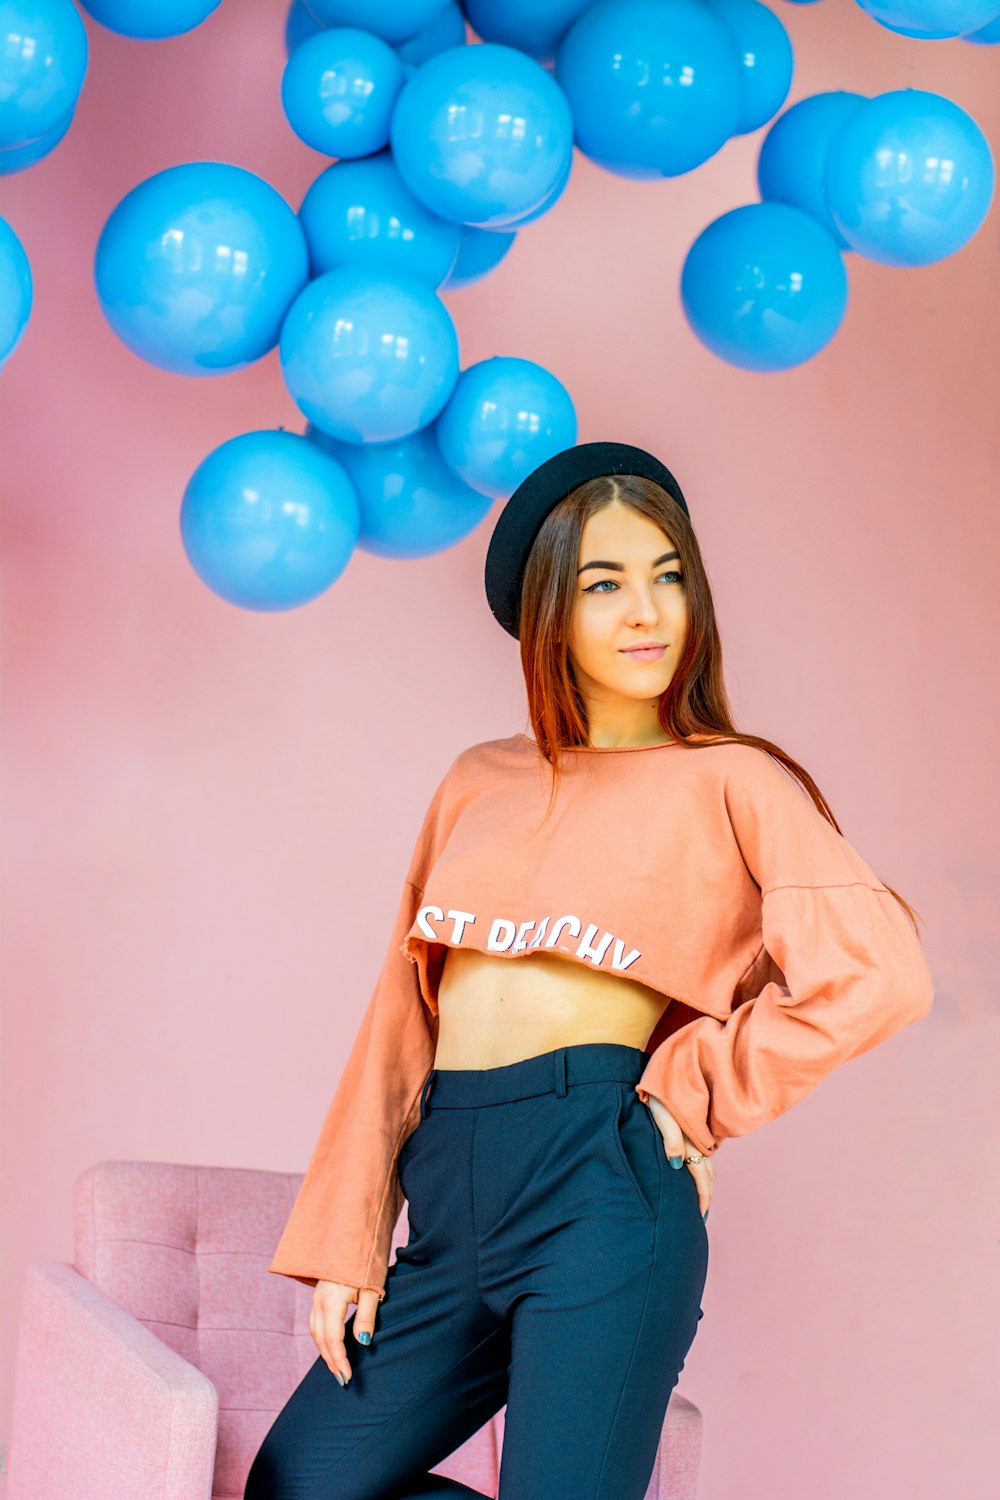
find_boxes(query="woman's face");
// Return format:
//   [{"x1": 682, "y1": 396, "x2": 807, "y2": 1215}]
[{"x1": 565, "y1": 500, "x2": 688, "y2": 714}]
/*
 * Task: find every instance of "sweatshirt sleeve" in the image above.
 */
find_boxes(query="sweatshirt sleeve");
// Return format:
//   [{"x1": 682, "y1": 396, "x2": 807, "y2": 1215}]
[
  {"x1": 266, "y1": 756, "x2": 462, "y2": 1300},
  {"x1": 635, "y1": 748, "x2": 935, "y2": 1157}
]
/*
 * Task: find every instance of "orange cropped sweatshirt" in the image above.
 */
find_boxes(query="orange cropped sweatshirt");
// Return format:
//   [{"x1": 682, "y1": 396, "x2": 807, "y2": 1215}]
[{"x1": 268, "y1": 732, "x2": 935, "y2": 1300}]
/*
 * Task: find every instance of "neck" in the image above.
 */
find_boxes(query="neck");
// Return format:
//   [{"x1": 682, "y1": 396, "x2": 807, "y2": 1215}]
[{"x1": 582, "y1": 701, "x2": 671, "y2": 749}]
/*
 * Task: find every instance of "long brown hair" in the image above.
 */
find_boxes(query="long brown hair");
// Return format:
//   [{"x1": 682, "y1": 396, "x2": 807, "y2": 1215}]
[{"x1": 517, "y1": 474, "x2": 922, "y2": 935}]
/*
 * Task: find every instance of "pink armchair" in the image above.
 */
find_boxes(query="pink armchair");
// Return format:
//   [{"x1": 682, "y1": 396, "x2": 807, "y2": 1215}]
[{"x1": 8, "y1": 1160, "x2": 704, "y2": 1499}]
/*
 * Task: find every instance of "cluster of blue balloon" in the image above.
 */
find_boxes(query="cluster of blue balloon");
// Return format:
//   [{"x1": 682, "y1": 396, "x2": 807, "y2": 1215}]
[
  {"x1": 129, "y1": 5, "x2": 583, "y2": 610},
  {"x1": 0, "y1": 0, "x2": 227, "y2": 356},
  {"x1": 1, "y1": 0, "x2": 997, "y2": 612},
  {"x1": 684, "y1": 81, "x2": 996, "y2": 369}
]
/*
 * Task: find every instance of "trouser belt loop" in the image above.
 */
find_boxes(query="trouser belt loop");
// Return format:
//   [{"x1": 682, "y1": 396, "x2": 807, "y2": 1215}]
[
  {"x1": 419, "y1": 1069, "x2": 437, "y2": 1120},
  {"x1": 553, "y1": 1047, "x2": 568, "y2": 1098}
]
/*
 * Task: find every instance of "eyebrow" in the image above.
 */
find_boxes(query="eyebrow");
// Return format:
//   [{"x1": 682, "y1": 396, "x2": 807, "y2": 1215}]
[{"x1": 577, "y1": 550, "x2": 679, "y2": 576}]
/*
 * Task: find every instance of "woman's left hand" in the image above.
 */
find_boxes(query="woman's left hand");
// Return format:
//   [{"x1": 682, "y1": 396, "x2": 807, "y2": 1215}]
[{"x1": 644, "y1": 1095, "x2": 714, "y2": 1219}]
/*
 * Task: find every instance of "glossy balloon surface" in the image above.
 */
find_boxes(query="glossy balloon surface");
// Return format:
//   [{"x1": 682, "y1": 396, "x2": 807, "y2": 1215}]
[
  {"x1": 94, "y1": 162, "x2": 309, "y2": 375},
  {"x1": 180, "y1": 429, "x2": 361, "y2": 611},
  {"x1": 0, "y1": 0, "x2": 88, "y2": 150},
  {"x1": 279, "y1": 266, "x2": 460, "y2": 442},
  {"x1": 824, "y1": 89, "x2": 995, "y2": 265},
  {"x1": 390, "y1": 43, "x2": 574, "y2": 228},
  {"x1": 681, "y1": 201, "x2": 849, "y2": 371}
]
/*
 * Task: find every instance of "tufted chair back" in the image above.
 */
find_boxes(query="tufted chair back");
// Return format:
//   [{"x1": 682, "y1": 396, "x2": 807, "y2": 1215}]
[{"x1": 72, "y1": 1159, "x2": 502, "y2": 1497}]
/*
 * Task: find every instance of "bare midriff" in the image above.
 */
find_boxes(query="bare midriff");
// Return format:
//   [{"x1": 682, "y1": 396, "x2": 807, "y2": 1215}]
[{"x1": 433, "y1": 945, "x2": 673, "y2": 1070}]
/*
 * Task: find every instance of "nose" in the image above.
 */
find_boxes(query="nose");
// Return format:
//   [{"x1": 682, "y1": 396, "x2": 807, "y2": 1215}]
[{"x1": 625, "y1": 588, "x2": 660, "y2": 626}]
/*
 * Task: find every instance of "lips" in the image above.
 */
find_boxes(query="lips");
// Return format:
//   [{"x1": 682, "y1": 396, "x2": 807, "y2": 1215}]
[{"x1": 621, "y1": 645, "x2": 666, "y2": 660}]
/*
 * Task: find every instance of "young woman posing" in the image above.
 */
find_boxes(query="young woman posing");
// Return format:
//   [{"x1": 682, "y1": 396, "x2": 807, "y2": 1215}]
[{"x1": 246, "y1": 441, "x2": 933, "y2": 1500}]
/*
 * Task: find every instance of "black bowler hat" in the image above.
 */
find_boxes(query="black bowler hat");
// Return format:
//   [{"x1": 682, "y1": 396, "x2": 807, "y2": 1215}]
[{"x1": 484, "y1": 440, "x2": 690, "y2": 640}]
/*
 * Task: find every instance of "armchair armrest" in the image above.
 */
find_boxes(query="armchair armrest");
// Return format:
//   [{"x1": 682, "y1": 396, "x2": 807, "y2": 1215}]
[{"x1": 9, "y1": 1261, "x2": 219, "y2": 1500}]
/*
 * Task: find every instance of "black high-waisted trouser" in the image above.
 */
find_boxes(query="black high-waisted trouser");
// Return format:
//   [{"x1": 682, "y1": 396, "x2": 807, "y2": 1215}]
[{"x1": 245, "y1": 1043, "x2": 709, "y2": 1500}]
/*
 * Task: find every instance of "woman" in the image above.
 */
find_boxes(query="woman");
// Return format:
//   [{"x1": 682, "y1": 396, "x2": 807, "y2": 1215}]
[{"x1": 246, "y1": 441, "x2": 934, "y2": 1500}]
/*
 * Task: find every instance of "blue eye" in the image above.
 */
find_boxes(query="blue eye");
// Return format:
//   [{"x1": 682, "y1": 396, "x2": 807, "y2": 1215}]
[{"x1": 583, "y1": 570, "x2": 684, "y2": 595}]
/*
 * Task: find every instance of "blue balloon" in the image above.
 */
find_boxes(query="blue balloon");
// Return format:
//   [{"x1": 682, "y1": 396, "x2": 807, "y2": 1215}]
[
  {"x1": 298, "y1": 149, "x2": 461, "y2": 287},
  {"x1": 395, "y1": 1, "x2": 467, "y2": 76},
  {"x1": 555, "y1": 0, "x2": 743, "y2": 179},
  {"x1": 436, "y1": 356, "x2": 577, "y2": 499},
  {"x1": 0, "y1": 214, "x2": 33, "y2": 367},
  {"x1": 281, "y1": 27, "x2": 404, "y2": 158},
  {"x1": 280, "y1": 266, "x2": 460, "y2": 443},
  {"x1": 962, "y1": 10, "x2": 1000, "y2": 33},
  {"x1": 305, "y1": 0, "x2": 448, "y2": 45},
  {"x1": 0, "y1": 105, "x2": 74, "y2": 175},
  {"x1": 852, "y1": 0, "x2": 1000, "y2": 38},
  {"x1": 440, "y1": 224, "x2": 517, "y2": 289},
  {"x1": 286, "y1": 0, "x2": 325, "y2": 55},
  {"x1": 390, "y1": 43, "x2": 574, "y2": 229},
  {"x1": 287, "y1": 1, "x2": 468, "y2": 72},
  {"x1": 76, "y1": 0, "x2": 221, "y2": 37},
  {"x1": 95, "y1": 162, "x2": 309, "y2": 375},
  {"x1": 758, "y1": 91, "x2": 867, "y2": 250},
  {"x1": 824, "y1": 89, "x2": 995, "y2": 266},
  {"x1": 180, "y1": 429, "x2": 361, "y2": 611},
  {"x1": 397, "y1": 2, "x2": 468, "y2": 74},
  {"x1": 307, "y1": 420, "x2": 494, "y2": 557},
  {"x1": 680, "y1": 202, "x2": 849, "y2": 372},
  {"x1": 0, "y1": 0, "x2": 88, "y2": 150},
  {"x1": 462, "y1": 0, "x2": 593, "y2": 62},
  {"x1": 698, "y1": 0, "x2": 793, "y2": 136}
]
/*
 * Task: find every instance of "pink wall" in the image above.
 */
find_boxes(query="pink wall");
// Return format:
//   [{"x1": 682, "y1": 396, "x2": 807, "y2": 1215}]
[{"x1": 2, "y1": 1, "x2": 998, "y2": 1494}]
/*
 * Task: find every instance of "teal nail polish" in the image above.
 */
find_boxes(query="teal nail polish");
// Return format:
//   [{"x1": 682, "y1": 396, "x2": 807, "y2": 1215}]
[
  {"x1": 668, "y1": 1155, "x2": 683, "y2": 1169},
  {"x1": 357, "y1": 1330, "x2": 371, "y2": 1345},
  {"x1": 703, "y1": 1210, "x2": 709, "y2": 1222}
]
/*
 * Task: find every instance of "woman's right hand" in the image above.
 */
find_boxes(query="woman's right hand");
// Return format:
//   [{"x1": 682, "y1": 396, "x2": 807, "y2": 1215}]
[{"x1": 310, "y1": 1281, "x2": 381, "y2": 1385}]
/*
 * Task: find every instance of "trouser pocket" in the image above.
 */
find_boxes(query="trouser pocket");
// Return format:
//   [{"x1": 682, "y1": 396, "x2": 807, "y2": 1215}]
[
  {"x1": 397, "y1": 1110, "x2": 440, "y2": 1197},
  {"x1": 608, "y1": 1081, "x2": 662, "y2": 1223}
]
